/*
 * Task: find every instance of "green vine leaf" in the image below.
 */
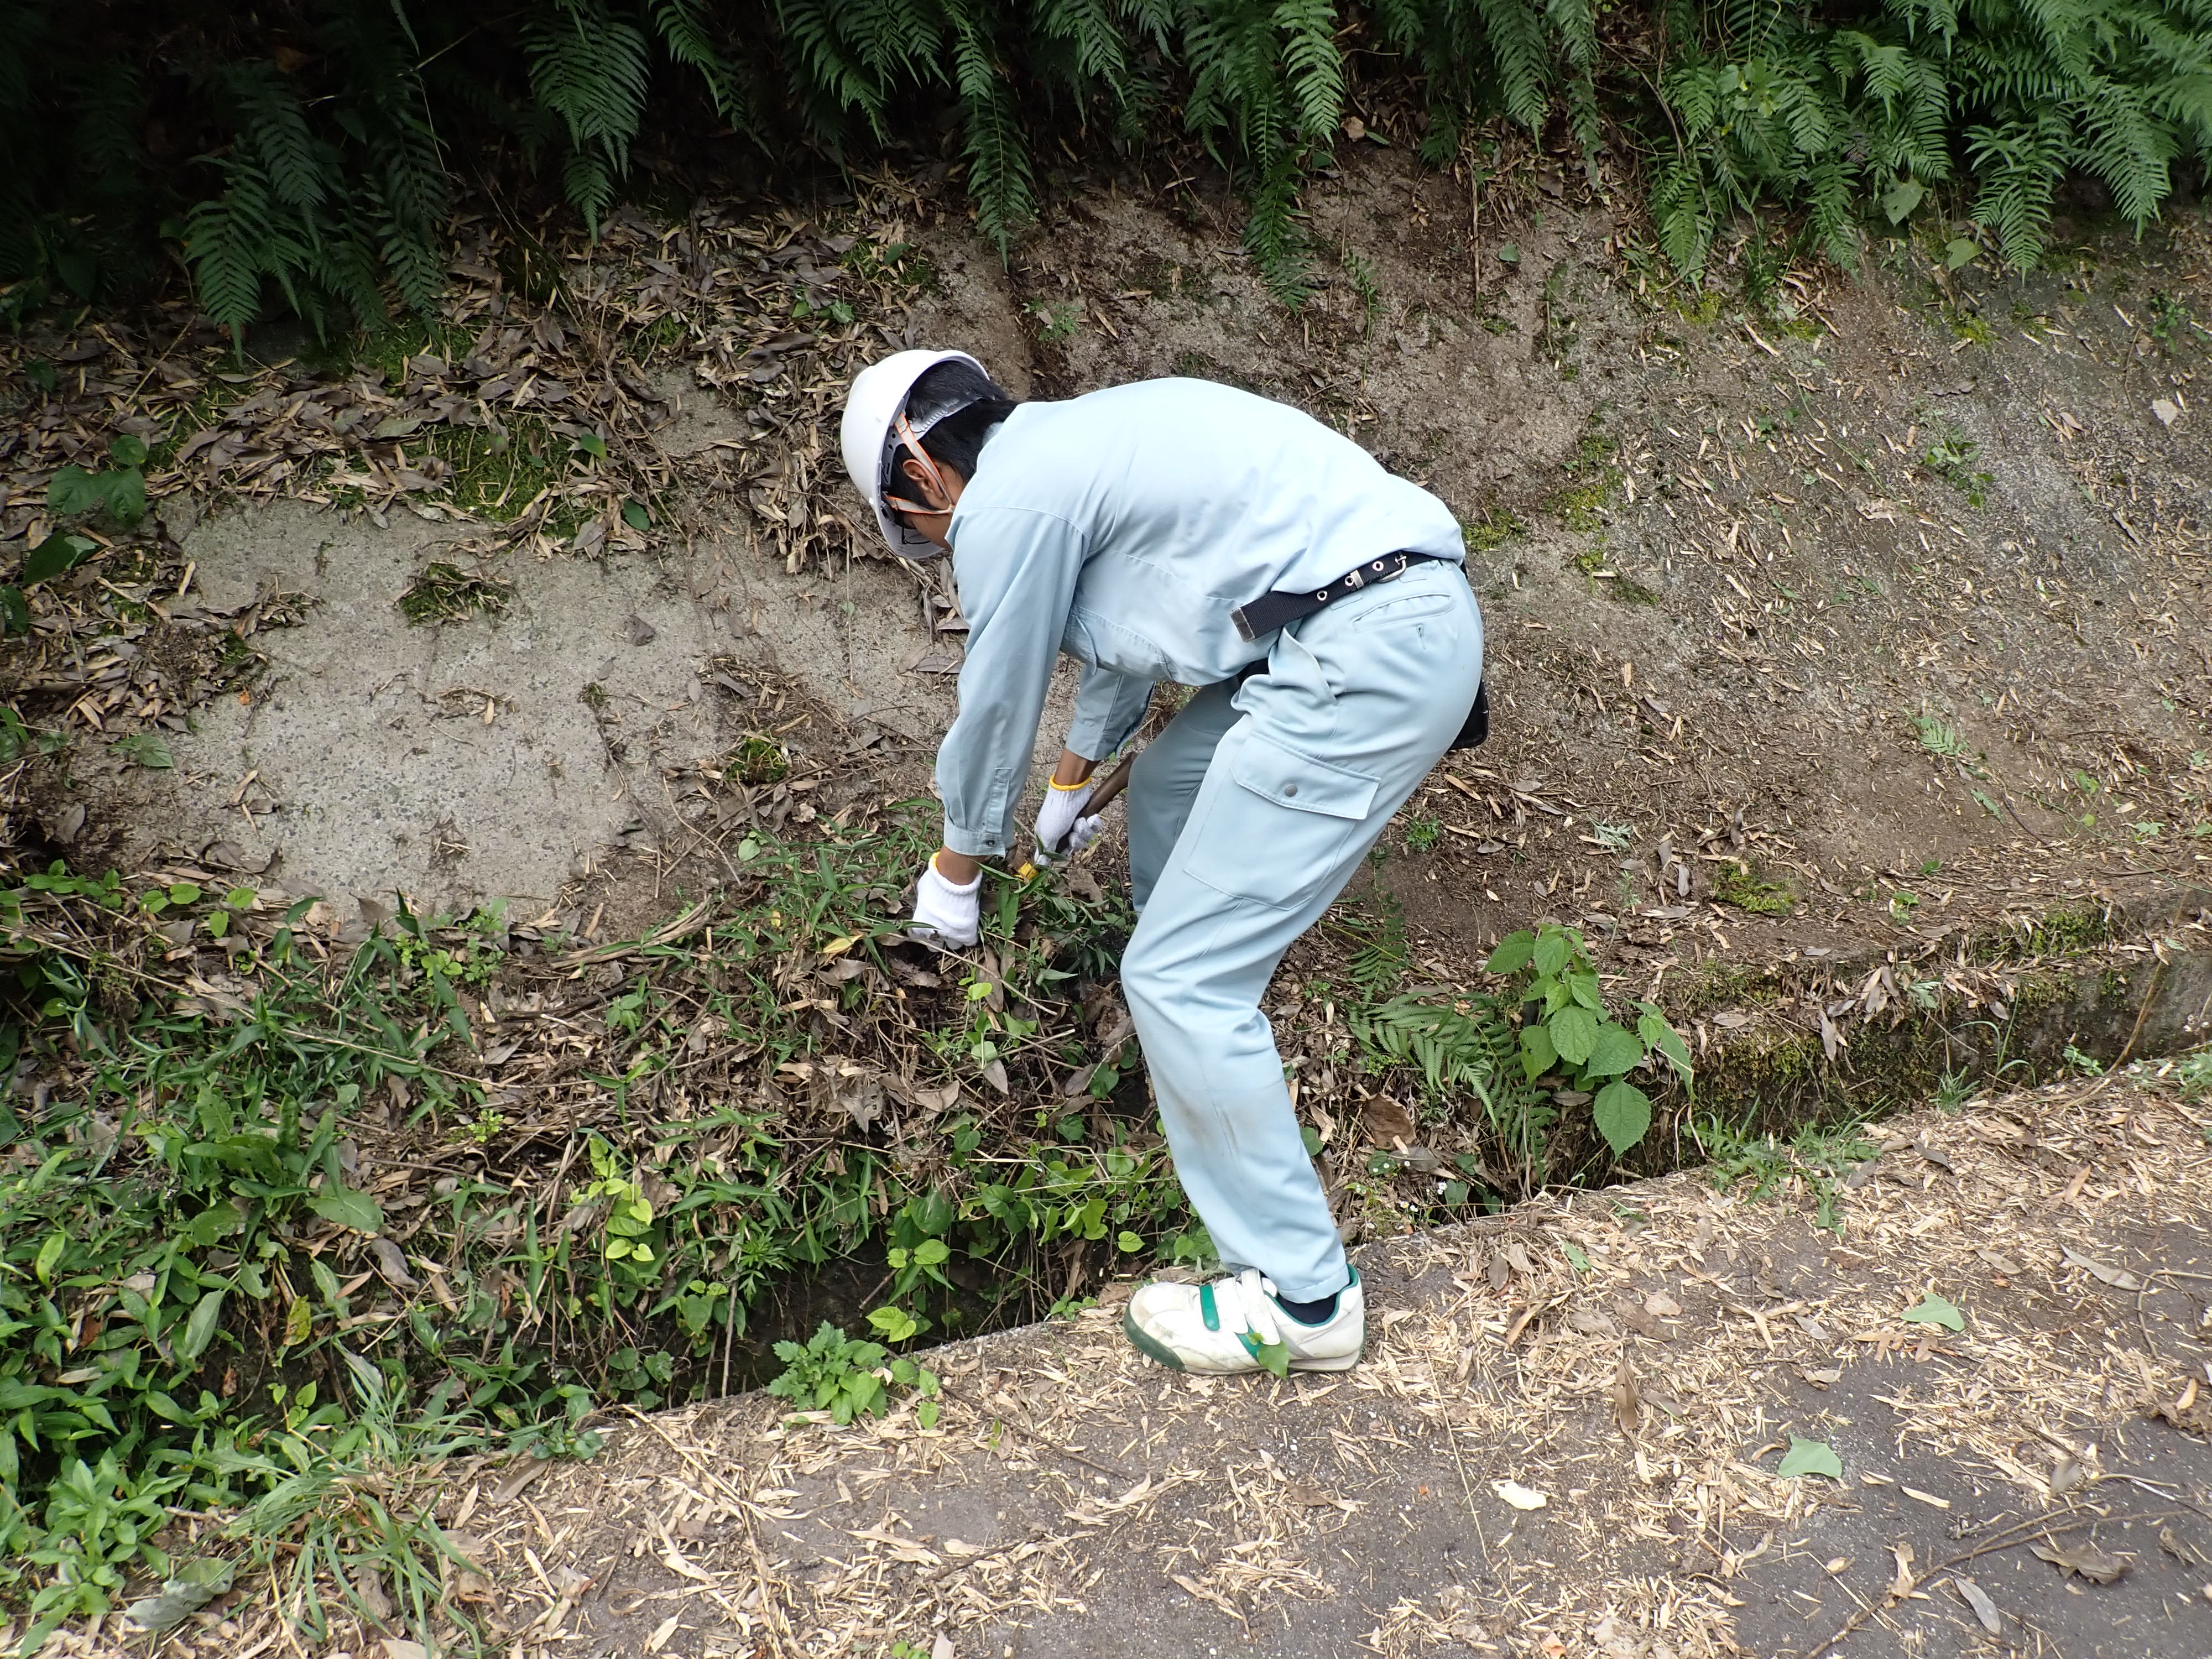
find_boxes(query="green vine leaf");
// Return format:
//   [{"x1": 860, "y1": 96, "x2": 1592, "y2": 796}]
[{"x1": 1902, "y1": 1293, "x2": 1964, "y2": 1331}]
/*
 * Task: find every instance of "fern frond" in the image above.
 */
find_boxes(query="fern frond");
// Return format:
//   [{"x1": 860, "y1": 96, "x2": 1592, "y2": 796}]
[
  {"x1": 776, "y1": 0, "x2": 891, "y2": 135},
  {"x1": 185, "y1": 185, "x2": 268, "y2": 334},
  {"x1": 1474, "y1": 0, "x2": 1557, "y2": 128},
  {"x1": 2075, "y1": 76, "x2": 2177, "y2": 222},
  {"x1": 1651, "y1": 149, "x2": 1714, "y2": 277},
  {"x1": 1544, "y1": 0, "x2": 1599, "y2": 70},
  {"x1": 220, "y1": 61, "x2": 330, "y2": 216},
  {"x1": 1966, "y1": 112, "x2": 2069, "y2": 268},
  {"x1": 1243, "y1": 143, "x2": 1314, "y2": 303},
  {"x1": 1041, "y1": 0, "x2": 1132, "y2": 84},
  {"x1": 651, "y1": 0, "x2": 750, "y2": 130},
  {"x1": 562, "y1": 148, "x2": 617, "y2": 241},
  {"x1": 74, "y1": 61, "x2": 144, "y2": 190},
  {"x1": 525, "y1": 0, "x2": 651, "y2": 191},
  {"x1": 1274, "y1": 0, "x2": 1345, "y2": 144},
  {"x1": 952, "y1": 14, "x2": 1036, "y2": 252}
]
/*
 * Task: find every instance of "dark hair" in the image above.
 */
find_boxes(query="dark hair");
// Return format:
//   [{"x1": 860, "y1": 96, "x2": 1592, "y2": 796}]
[{"x1": 906, "y1": 359, "x2": 1018, "y2": 482}]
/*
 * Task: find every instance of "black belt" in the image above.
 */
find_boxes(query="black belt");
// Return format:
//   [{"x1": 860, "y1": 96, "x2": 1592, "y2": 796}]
[
  {"x1": 1228, "y1": 552, "x2": 1488, "y2": 749},
  {"x1": 1229, "y1": 551, "x2": 1442, "y2": 642}
]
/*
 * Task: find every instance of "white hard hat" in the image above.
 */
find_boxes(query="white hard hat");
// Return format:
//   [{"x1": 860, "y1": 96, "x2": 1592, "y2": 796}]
[{"x1": 840, "y1": 348, "x2": 989, "y2": 554}]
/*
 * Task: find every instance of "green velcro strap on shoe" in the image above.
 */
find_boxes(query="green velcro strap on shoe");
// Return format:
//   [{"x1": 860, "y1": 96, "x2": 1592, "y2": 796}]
[{"x1": 1199, "y1": 1283, "x2": 1219, "y2": 1332}]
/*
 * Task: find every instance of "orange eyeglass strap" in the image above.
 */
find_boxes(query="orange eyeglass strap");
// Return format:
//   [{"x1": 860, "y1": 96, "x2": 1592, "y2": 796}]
[{"x1": 882, "y1": 411, "x2": 953, "y2": 517}]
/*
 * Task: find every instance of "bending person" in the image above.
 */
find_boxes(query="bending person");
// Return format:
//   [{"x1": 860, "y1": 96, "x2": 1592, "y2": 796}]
[{"x1": 840, "y1": 352, "x2": 1484, "y2": 1375}]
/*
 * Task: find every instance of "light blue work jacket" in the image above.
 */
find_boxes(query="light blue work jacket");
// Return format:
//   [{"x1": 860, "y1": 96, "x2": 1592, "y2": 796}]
[{"x1": 935, "y1": 378, "x2": 1465, "y2": 856}]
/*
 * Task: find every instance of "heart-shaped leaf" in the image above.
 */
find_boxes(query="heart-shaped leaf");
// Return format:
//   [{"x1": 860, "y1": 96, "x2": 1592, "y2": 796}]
[
  {"x1": 1486, "y1": 931, "x2": 1535, "y2": 975},
  {"x1": 46, "y1": 466, "x2": 105, "y2": 518},
  {"x1": 1583, "y1": 1021, "x2": 1644, "y2": 1077},
  {"x1": 1519, "y1": 1021, "x2": 1558, "y2": 1079},
  {"x1": 21, "y1": 533, "x2": 96, "y2": 586},
  {"x1": 1532, "y1": 930, "x2": 1573, "y2": 977},
  {"x1": 1548, "y1": 1004, "x2": 1598, "y2": 1065}
]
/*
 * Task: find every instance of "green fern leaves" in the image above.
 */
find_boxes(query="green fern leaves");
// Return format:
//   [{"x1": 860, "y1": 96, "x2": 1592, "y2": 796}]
[
  {"x1": 1656, "y1": 0, "x2": 2212, "y2": 278},
  {"x1": 525, "y1": 0, "x2": 653, "y2": 239},
  {"x1": 5, "y1": 0, "x2": 2209, "y2": 334}
]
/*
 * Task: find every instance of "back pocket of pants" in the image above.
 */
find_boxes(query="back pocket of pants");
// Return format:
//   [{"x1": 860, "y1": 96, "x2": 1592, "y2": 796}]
[{"x1": 1181, "y1": 730, "x2": 1378, "y2": 907}]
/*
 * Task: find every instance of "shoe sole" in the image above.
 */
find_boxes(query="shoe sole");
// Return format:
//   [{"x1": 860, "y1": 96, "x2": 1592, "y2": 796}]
[
  {"x1": 1122, "y1": 1308, "x2": 1187, "y2": 1372},
  {"x1": 1121, "y1": 1308, "x2": 1363, "y2": 1374}
]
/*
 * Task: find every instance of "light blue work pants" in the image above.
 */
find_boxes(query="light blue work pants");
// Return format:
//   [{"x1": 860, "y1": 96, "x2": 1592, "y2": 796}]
[{"x1": 1119, "y1": 560, "x2": 1484, "y2": 1302}]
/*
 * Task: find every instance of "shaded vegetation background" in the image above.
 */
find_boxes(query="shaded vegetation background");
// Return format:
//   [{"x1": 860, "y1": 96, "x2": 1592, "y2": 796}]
[{"x1": 3, "y1": 0, "x2": 2209, "y2": 328}]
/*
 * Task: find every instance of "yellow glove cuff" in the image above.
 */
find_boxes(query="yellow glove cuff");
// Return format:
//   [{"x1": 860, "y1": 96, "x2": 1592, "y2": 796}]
[{"x1": 1048, "y1": 776, "x2": 1091, "y2": 791}]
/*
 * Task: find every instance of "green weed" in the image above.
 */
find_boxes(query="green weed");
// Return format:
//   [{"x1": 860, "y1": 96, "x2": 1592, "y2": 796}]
[
  {"x1": 1488, "y1": 925, "x2": 1694, "y2": 1159},
  {"x1": 766, "y1": 1322, "x2": 939, "y2": 1426},
  {"x1": 0, "y1": 804, "x2": 1173, "y2": 1629},
  {"x1": 396, "y1": 562, "x2": 513, "y2": 626},
  {"x1": 1920, "y1": 428, "x2": 1992, "y2": 507},
  {"x1": 1713, "y1": 859, "x2": 1798, "y2": 916},
  {"x1": 1693, "y1": 1114, "x2": 1877, "y2": 1235},
  {"x1": 1342, "y1": 249, "x2": 1384, "y2": 332},
  {"x1": 1026, "y1": 300, "x2": 1082, "y2": 343}
]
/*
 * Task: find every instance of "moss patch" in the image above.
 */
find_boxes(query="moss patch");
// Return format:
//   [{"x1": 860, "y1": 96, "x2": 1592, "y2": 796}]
[
  {"x1": 397, "y1": 562, "x2": 514, "y2": 626},
  {"x1": 1462, "y1": 508, "x2": 1525, "y2": 555},
  {"x1": 1713, "y1": 859, "x2": 1799, "y2": 917}
]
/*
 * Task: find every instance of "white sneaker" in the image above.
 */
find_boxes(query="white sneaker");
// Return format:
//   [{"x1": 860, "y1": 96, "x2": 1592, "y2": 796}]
[{"x1": 1123, "y1": 1268, "x2": 1364, "y2": 1376}]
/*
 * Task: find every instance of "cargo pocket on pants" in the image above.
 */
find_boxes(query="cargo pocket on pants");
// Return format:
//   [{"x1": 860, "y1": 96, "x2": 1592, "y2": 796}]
[{"x1": 1182, "y1": 729, "x2": 1380, "y2": 907}]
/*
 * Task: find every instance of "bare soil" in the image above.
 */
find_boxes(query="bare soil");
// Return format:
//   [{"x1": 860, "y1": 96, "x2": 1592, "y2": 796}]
[{"x1": 12, "y1": 150, "x2": 2205, "y2": 1110}]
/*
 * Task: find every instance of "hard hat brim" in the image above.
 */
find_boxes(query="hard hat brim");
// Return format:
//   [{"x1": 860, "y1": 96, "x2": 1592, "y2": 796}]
[{"x1": 839, "y1": 348, "x2": 989, "y2": 555}]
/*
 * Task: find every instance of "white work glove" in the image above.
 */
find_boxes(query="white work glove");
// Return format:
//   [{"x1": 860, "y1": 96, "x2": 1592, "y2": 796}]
[
  {"x1": 1034, "y1": 778, "x2": 1104, "y2": 863},
  {"x1": 909, "y1": 853, "x2": 981, "y2": 949}
]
